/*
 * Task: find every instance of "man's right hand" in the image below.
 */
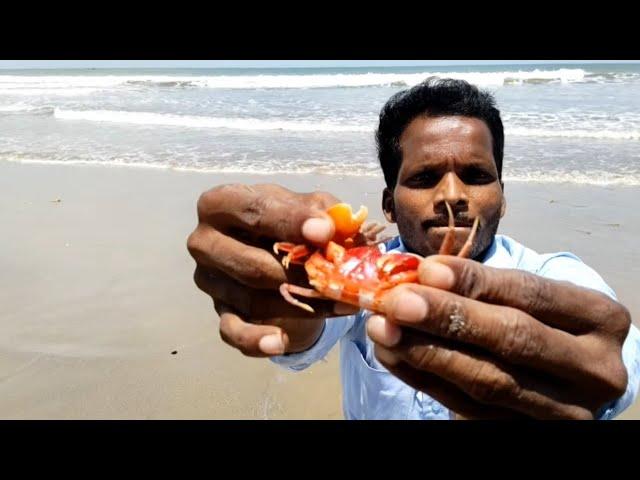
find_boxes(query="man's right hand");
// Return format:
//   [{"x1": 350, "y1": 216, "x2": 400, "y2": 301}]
[{"x1": 187, "y1": 184, "x2": 359, "y2": 358}]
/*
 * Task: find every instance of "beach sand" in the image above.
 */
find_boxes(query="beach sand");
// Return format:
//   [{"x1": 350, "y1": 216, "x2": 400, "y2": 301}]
[{"x1": 1, "y1": 161, "x2": 639, "y2": 419}]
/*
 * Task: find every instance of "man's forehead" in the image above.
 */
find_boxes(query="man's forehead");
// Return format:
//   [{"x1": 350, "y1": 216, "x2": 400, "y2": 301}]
[
  {"x1": 400, "y1": 115, "x2": 493, "y2": 147},
  {"x1": 398, "y1": 116, "x2": 494, "y2": 166}
]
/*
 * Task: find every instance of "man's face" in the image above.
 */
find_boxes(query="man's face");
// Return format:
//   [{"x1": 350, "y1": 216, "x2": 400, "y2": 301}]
[{"x1": 383, "y1": 115, "x2": 505, "y2": 259}]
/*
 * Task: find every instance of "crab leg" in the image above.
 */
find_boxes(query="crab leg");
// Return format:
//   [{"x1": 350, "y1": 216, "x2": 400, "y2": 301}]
[
  {"x1": 457, "y1": 216, "x2": 480, "y2": 258},
  {"x1": 279, "y1": 283, "x2": 323, "y2": 313},
  {"x1": 363, "y1": 223, "x2": 387, "y2": 237},
  {"x1": 274, "y1": 242, "x2": 311, "y2": 268},
  {"x1": 355, "y1": 222, "x2": 388, "y2": 246},
  {"x1": 438, "y1": 201, "x2": 457, "y2": 255}
]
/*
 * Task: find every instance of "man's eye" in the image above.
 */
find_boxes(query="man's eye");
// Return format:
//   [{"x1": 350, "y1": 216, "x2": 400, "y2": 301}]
[
  {"x1": 408, "y1": 172, "x2": 439, "y2": 188},
  {"x1": 462, "y1": 168, "x2": 495, "y2": 185}
]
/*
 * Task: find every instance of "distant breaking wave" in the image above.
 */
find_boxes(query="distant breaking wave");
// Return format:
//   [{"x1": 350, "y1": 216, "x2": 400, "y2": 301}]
[
  {"x1": 50, "y1": 108, "x2": 640, "y2": 140},
  {"x1": 503, "y1": 171, "x2": 640, "y2": 186},
  {"x1": 0, "y1": 69, "x2": 610, "y2": 92},
  {"x1": 507, "y1": 127, "x2": 640, "y2": 140},
  {"x1": 53, "y1": 108, "x2": 372, "y2": 132},
  {"x1": 0, "y1": 104, "x2": 54, "y2": 115}
]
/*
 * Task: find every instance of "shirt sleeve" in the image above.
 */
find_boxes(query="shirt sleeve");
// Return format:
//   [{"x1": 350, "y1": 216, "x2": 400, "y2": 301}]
[
  {"x1": 270, "y1": 314, "x2": 357, "y2": 371},
  {"x1": 597, "y1": 324, "x2": 640, "y2": 420},
  {"x1": 537, "y1": 253, "x2": 640, "y2": 419}
]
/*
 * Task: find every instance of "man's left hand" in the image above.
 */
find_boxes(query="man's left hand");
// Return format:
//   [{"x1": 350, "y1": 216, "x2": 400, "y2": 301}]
[{"x1": 367, "y1": 256, "x2": 632, "y2": 419}]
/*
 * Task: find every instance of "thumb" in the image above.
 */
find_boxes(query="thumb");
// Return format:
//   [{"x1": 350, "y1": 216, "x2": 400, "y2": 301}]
[{"x1": 301, "y1": 214, "x2": 335, "y2": 245}]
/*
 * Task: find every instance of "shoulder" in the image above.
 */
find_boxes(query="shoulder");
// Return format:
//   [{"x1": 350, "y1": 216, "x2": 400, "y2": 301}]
[{"x1": 487, "y1": 234, "x2": 616, "y2": 300}]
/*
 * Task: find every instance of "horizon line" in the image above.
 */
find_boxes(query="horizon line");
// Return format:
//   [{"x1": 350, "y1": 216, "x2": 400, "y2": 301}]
[{"x1": 1, "y1": 60, "x2": 639, "y2": 70}]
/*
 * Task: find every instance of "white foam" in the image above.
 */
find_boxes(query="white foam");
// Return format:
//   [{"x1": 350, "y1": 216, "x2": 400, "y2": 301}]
[
  {"x1": 506, "y1": 127, "x2": 640, "y2": 140},
  {"x1": 53, "y1": 108, "x2": 372, "y2": 132},
  {"x1": 504, "y1": 170, "x2": 640, "y2": 186},
  {"x1": 0, "y1": 103, "x2": 54, "y2": 115},
  {"x1": 0, "y1": 156, "x2": 381, "y2": 177},
  {"x1": 0, "y1": 87, "x2": 101, "y2": 96},
  {"x1": 51, "y1": 108, "x2": 640, "y2": 139},
  {"x1": 2, "y1": 157, "x2": 173, "y2": 170},
  {"x1": 0, "y1": 69, "x2": 593, "y2": 92}
]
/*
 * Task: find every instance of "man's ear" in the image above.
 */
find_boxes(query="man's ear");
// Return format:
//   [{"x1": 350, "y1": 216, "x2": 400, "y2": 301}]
[
  {"x1": 500, "y1": 182, "x2": 507, "y2": 218},
  {"x1": 382, "y1": 187, "x2": 396, "y2": 223}
]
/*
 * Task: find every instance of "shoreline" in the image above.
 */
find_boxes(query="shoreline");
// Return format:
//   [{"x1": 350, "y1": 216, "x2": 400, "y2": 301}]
[{"x1": 3, "y1": 158, "x2": 640, "y2": 188}]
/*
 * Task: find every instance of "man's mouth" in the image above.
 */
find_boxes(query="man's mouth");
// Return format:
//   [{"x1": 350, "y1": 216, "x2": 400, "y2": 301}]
[{"x1": 423, "y1": 217, "x2": 477, "y2": 230}]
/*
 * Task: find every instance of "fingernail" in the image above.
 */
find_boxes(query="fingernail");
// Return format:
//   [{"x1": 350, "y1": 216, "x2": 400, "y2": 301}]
[
  {"x1": 259, "y1": 334, "x2": 285, "y2": 355},
  {"x1": 393, "y1": 291, "x2": 428, "y2": 323},
  {"x1": 302, "y1": 217, "x2": 333, "y2": 243},
  {"x1": 420, "y1": 260, "x2": 455, "y2": 289},
  {"x1": 367, "y1": 315, "x2": 402, "y2": 347},
  {"x1": 375, "y1": 346, "x2": 398, "y2": 367}
]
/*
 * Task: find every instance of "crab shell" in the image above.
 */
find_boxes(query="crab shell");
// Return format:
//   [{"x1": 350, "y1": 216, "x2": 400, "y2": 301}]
[
  {"x1": 326, "y1": 203, "x2": 368, "y2": 246},
  {"x1": 303, "y1": 241, "x2": 421, "y2": 311}
]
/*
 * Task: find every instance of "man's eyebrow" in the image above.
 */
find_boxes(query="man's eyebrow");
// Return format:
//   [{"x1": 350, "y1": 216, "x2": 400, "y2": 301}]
[
  {"x1": 460, "y1": 160, "x2": 494, "y2": 171},
  {"x1": 405, "y1": 158, "x2": 448, "y2": 172}
]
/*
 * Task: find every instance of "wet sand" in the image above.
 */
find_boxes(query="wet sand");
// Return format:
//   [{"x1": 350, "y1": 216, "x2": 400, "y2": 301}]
[{"x1": 1, "y1": 161, "x2": 638, "y2": 419}]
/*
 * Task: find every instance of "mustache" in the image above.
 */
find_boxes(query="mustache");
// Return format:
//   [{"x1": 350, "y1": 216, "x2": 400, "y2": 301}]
[{"x1": 422, "y1": 215, "x2": 478, "y2": 229}]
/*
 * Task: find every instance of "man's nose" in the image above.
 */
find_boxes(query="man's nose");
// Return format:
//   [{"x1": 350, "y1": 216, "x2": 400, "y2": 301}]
[{"x1": 434, "y1": 172, "x2": 468, "y2": 213}]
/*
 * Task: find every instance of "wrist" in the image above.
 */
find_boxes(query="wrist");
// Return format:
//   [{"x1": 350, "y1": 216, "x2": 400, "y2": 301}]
[{"x1": 285, "y1": 319, "x2": 326, "y2": 355}]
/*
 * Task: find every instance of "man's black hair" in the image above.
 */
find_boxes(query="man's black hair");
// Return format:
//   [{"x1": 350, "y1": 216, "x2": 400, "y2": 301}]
[{"x1": 376, "y1": 77, "x2": 504, "y2": 189}]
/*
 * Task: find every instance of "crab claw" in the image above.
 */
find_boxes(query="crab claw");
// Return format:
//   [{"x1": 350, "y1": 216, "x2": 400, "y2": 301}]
[
  {"x1": 327, "y1": 203, "x2": 368, "y2": 244},
  {"x1": 273, "y1": 242, "x2": 311, "y2": 268}
]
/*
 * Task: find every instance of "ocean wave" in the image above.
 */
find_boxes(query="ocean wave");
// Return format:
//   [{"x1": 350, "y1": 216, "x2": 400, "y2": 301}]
[
  {"x1": 506, "y1": 127, "x2": 640, "y2": 140},
  {"x1": 0, "y1": 87, "x2": 101, "y2": 96},
  {"x1": 53, "y1": 108, "x2": 372, "y2": 132},
  {"x1": 50, "y1": 108, "x2": 640, "y2": 139},
  {"x1": 0, "y1": 69, "x2": 605, "y2": 92},
  {"x1": 0, "y1": 104, "x2": 54, "y2": 115},
  {"x1": 125, "y1": 80, "x2": 197, "y2": 88},
  {"x1": 503, "y1": 171, "x2": 640, "y2": 186},
  {"x1": 0, "y1": 156, "x2": 382, "y2": 176}
]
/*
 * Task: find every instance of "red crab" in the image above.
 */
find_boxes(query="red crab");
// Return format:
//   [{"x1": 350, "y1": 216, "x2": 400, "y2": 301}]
[{"x1": 274, "y1": 202, "x2": 479, "y2": 314}]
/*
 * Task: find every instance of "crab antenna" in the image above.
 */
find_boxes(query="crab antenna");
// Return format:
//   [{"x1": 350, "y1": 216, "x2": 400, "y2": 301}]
[
  {"x1": 457, "y1": 216, "x2": 480, "y2": 258},
  {"x1": 438, "y1": 201, "x2": 457, "y2": 255}
]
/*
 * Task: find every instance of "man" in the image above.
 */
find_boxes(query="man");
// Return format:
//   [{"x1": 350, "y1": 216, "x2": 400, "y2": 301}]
[{"x1": 187, "y1": 78, "x2": 640, "y2": 419}]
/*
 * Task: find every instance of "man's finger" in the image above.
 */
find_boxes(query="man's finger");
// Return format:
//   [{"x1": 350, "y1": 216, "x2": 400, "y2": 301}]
[
  {"x1": 381, "y1": 283, "x2": 608, "y2": 384},
  {"x1": 378, "y1": 331, "x2": 594, "y2": 419},
  {"x1": 374, "y1": 351, "x2": 524, "y2": 419},
  {"x1": 418, "y1": 255, "x2": 629, "y2": 336},
  {"x1": 188, "y1": 227, "x2": 289, "y2": 289},
  {"x1": 197, "y1": 184, "x2": 336, "y2": 245},
  {"x1": 217, "y1": 303, "x2": 289, "y2": 357}
]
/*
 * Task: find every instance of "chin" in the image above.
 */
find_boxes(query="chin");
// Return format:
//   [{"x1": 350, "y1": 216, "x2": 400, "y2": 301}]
[
  {"x1": 407, "y1": 238, "x2": 440, "y2": 257},
  {"x1": 427, "y1": 230, "x2": 470, "y2": 256},
  {"x1": 406, "y1": 231, "x2": 485, "y2": 259}
]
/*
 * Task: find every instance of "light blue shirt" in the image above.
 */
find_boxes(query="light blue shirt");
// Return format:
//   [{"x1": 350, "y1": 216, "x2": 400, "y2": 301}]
[{"x1": 272, "y1": 234, "x2": 640, "y2": 420}]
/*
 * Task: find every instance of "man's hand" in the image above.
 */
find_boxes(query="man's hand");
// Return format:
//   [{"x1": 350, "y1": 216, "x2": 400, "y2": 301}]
[
  {"x1": 367, "y1": 255, "x2": 632, "y2": 419},
  {"x1": 187, "y1": 184, "x2": 358, "y2": 358}
]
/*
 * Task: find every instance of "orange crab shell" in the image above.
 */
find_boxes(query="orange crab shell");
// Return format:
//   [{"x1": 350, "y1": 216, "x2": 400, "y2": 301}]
[
  {"x1": 326, "y1": 203, "x2": 368, "y2": 246},
  {"x1": 303, "y1": 241, "x2": 421, "y2": 311}
]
